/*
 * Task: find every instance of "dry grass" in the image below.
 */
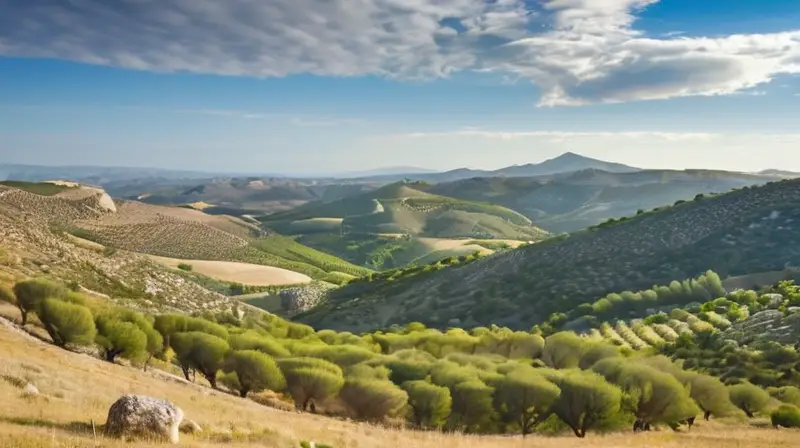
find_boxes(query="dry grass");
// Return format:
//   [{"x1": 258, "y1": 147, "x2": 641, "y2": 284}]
[
  {"x1": 148, "y1": 255, "x2": 312, "y2": 286},
  {"x1": 0, "y1": 324, "x2": 797, "y2": 448}
]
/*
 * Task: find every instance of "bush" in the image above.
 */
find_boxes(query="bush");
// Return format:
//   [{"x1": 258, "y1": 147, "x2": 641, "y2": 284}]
[
  {"x1": 278, "y1": 358, "x2": 344, "y2": 411},
  {"x1": 0, "y1": 285, "x2": 16, "y2": 306},
  {"x1": 729, "y1": 383, "x2": 771, "y2": 418},
  {"x1": 171, "y1": 331, "x2": 230, "y2": 388},
  {"x1": 229, "y1": 333, "x2": 290, "y2": 358},
  {"x1": 339, "y1": 378, "x2": 408, "y2": 421},
  {"x1": 547, "y1": 370, "x2": 622, "y2": 438},
  {"x1": 402, "y1": 380, "x2": 452, "y2": 429},
  {"x1": 13, "y1": 278, "x2": 68, "y2": 325},
  {"x1": 493, "y1": 369, "x2": 560, "y2": 436},
  {"x1": 37, "y1": 298, "x2": 96, "y2": 347},
  {"x1": 770, "y1": 386, "x2": 800, "y2": 407},
  {"x1": 95, "y1": 309, "x2": 163, "y2": 364},
  {"x1": 542, "y1": 332, "x2": 586, "y2": 369},
  {"x1": 222, "y1": 350, "x2": 286, "y2": 398},
  {"x1": 177, "y1": 263, "x2": 193, "y2": 271},
  {"x1": 771, "y1": 404, "x2": 800, "y2": 428}
]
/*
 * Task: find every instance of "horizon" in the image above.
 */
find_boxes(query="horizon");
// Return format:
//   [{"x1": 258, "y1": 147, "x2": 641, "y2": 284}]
[{"x1": 2, "y1": 0, "x2": 800, "y2": 173}]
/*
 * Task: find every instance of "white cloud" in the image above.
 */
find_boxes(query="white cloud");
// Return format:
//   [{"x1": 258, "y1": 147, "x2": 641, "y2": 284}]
[
  {"x1": 1, "y1": 0, "x2": 799, "y2": 105},
  {"x1": 179, "y1": 108, "x2": 365, "y2": 126}
]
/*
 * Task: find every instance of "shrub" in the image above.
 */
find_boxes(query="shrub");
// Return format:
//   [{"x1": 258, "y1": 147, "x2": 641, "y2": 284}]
[
  {"x1": 278, "y1": 358, "x2": 344, "y2": 411},
  {"x1": 578, "y1": 343, "x2": 621, "y2": 370},
  {"x1": 0, "y1": 285, "x2": 16, "y2": 306},
  {"x1": 493, "y1": 369, "x2": 560, "y2": 436},
  {"x1": 770, "y1": 386, "x2": 800, "y2": 407},
  {"x1": 177, "y1": 263, "x2": 193, "y2": 272},
  {"x1": 95, "y1": 318, "x2": 147, "y2": 362},
  {"x1": 13, "y1": 278, "x2": 68, "y2": 325},
  {"x1": 171, "y1": 331, "x2": 230, "y2": 388},
  {"x1": 547, "y1": 370, "x2": 622, "y2": 438},
  {"x1": 402, "y1": 380, "x2": 452, "y2": 429},
  {"x1": 771, "y1": 404, "x2": 800, "y2": 428},
  {"x1": 449, "y1": 380, "x2": 495, "y2": 433},
  {"x1": 37, "y1": 298, "x2": 96, "y2": 347},
  {"x1": 229, "y1": 333, "x2": 290, "y2": 358},
  {"x1": 222, "y1": 350, "x2": 286, "y2": 398},
  {"x1": 729, "y1": 383, "x2": 772, "y2": 418},
  {"x1": 339, "y1": 378, "x2": 408, "y2": 421},
  {"x1": 542, "y1": 332, "x2": 586, "y2": 369}
]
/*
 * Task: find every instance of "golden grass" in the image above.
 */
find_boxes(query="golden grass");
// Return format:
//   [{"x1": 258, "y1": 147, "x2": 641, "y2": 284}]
[
  {"x1": 0, "y1": 323, "x2": 797, "y2": 447},
  {"x1": 147, "y1": 255, "x2": 312, "y2": 286}
]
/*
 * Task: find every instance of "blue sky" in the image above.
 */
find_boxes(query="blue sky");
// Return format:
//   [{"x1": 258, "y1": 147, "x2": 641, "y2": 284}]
[{"x1": 1, "y1": 0, "x2": 799, "y2": 175}]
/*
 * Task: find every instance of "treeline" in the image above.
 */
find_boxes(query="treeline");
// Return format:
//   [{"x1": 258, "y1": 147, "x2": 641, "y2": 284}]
[
  {"x1": 3, "y1": 277, "x2": 800, "y2": 435},
  {"x1": 541, "y1": 271, "x2": 727, "y2": 333}
]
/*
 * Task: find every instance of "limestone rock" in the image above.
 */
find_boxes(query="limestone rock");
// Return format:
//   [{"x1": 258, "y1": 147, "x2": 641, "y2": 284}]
[
  {"x1": 105, "y1": 395, "x2": 184, "y2": 444},
  {"x1": 22, "y1": 383, "x2": 39, "y2": 397}
]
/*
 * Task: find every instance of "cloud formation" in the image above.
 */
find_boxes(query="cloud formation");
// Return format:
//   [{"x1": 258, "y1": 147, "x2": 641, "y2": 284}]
[{"x1": 1, "y1": 0, "x2": 799, "y2": 105}]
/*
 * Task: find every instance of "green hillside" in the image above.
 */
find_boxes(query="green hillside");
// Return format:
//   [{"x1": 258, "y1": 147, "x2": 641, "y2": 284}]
[
  {"x1": 424, "y1": 169, "x2": 785, "y2": 233},
  {"x1": 297, "y1": 178, "x2": 800, "y2": 332}
]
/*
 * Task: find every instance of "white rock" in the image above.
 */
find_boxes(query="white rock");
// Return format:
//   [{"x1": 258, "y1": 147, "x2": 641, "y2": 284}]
[{"x1": 105, "y1": 395, "x2": 184, "y2": 444}]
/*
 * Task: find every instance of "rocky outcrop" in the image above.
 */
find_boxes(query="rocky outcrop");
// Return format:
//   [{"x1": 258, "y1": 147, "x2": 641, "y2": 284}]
[
  {"x1": 105, "y1": 395, "x2": 184, "y2": 444},
  {"x1": 280, "y1": 282, "x2": 336, "y2": 316}
]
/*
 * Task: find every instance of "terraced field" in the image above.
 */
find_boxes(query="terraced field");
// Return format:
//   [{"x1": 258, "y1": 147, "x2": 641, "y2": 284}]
[{"x1": 147, "y1": 255, "x2": 312, "y2": 286}]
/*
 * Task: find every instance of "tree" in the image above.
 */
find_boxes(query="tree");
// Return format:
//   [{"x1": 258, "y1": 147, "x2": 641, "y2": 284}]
[
  {"x1": 579, "y1": 343, "x2": 621, "y2": 370},
  {"x1": 95, "y1": 318, "x2": 147, "y2": 362},
  {"x1": 729, "y1": 383, "x2": 771, "y2": 418},
  {"x1": 229, "y1": 332, "x2": 290, "y2": 358},
  {"x1": 13, "y1": 278, "x2": 68, "y2": 325},
  {"x1": 402, "y1": 380, "x2": 452, "y2": 429},
  {"x1": 449, "y1": 380, "x2": 495, "y2": 433},
  {"x1": 339, "y1": 378, "x2": 408, "y2": 421},
  {"x1": 37, "y1": 298, "x2": 96, "y2": 348},
  {"x1": 222, "y1": 350, "x2": 285, "y2": 398},
  {"x1": 546, "y1": 370, "x2": 621, "y2": 438},
  {"x1": 770, "y1": 386, "x2": 800, "y2": 407},
  {"x1": 278, "y1": 357, "x2": 344, "y2": 412},
  {"x1": 542, "y1": 332, "x2": 586, "y2": 369},
  {"x1": 171, "y1": 331, "x2": 230, "y2": 388},
  {"x1": 384, "y1": 359, "x2": 430, "y2": 386},
  {"x1": 681, "y1": 372, "x2": 734, "y2": 420},
  {"x1": 493, "y1": 370, "x2": 560, "y2": 436}
]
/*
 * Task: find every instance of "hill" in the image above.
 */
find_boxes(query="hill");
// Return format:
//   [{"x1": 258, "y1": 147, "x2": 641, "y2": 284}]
[
  {"x1": 424, "y1": 169, "x2": 784, "y2": 233},
  {"x1": 0, "y1": 182, "x2": 371, "y2": 285},
  {"x1": 259, "y1": 181, "x2": 548, "y2": 269},
  {"x1": 297, "y1": 178, "x2": 800, "y2": 332}
]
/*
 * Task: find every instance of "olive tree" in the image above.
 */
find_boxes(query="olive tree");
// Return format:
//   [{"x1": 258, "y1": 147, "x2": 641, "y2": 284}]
[
  {"x1": 681, "y1": 372, "x2": 734, "y2": 420},
  {"x1": 222, "y1": 350, "x2": 285, "y2": 398},
  {"x1": 339, "y1": 377, "x2": 408, "y2": 421},
  {"x1": 449, "y1": 380, "x2": 495, "y2": 433},
  {"x1": 729, "y1": 383, "x2": 771, "y2": 418},
  {"x1": 546, "y1": 370, "x2": 621, "y2": 438},
  {"x1": 171, "y1": 331, "x2": 230, "y2": 388},
  {"x1": 278, "y1": 357, "x2": 344, "y2": 412},
  {"x1": 402, "y1": 380, "x2": 452, "y2": 429},
  {"x1": 37, "y1": 298, "x2": 96, "y2": 348},
  {"x1": 542, "y1": 332, "x2": 586, "y2": 369},
  {"x1": 493, "y1": 370, "x2": 561, "y2": 436},
  {"x1": 13, "y1": 278, "x2": 68, "y2": 325}
]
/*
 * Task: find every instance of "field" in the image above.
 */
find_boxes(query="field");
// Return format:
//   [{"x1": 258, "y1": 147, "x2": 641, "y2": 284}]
[
  {"x1": 1, "y1": 322, "x2": 797, "y2": 448},
  {"x1": 0, "y1": 180, "x2": 74, "y2": 196},
  {"x1": 147, "y1": 255, "x2": 312, "y2": 286}
]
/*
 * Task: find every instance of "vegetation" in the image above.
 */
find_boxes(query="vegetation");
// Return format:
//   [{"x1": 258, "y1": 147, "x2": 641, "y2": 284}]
[
  {"x1": 0, "y1": 180, "x2": 73, "y2": 196},
  {"x1": 302, "y1": 179, "x2": 800, "y2": 331},
  {"x1": 729, "y1": 383, "x2": 772, "y2": 418},
  {"x1": 771, "y1": 404, "x2": 800, "y2": 428},
  {"x1": 221, "y1": 350, "x2": 286, "y2": 398}
]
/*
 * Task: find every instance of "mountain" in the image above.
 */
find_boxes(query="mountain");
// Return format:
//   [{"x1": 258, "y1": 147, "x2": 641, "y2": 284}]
[
  {"x1": 259, "y1": 181, "x2": 549, "y2": 270},
  {"x1": 352, "y1": 152, "x2": 641, "y2": 183},
  {"x1": 423, "y1": 168, "x2": 785, "y2": 233},
  {"x1": 297, "y1": 178, "x2": 800, "y2": 332},
  {"x1": 758, "y1": 169, "x2": 800, "y2": 178},
  {"x1": 329, "y1": 166, "x2": 439, "y2": 178}
]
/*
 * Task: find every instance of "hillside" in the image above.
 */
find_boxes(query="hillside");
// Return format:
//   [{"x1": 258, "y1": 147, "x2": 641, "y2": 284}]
[
  {"x1": 259, "y1": 182, "x2": 548, "y2": 269},
  {"x1": 298, "y1": 178, "x2": 800, "y2": 332},
  {"x1": 425, "y1": 169, "x2": 784, "y2": 233},
  {"x1": 0, "y1": 182, "x2": 371, "y2": 285}
]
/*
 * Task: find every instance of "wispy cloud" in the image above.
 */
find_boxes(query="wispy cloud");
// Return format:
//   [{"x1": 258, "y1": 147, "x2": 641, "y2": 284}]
[
  {"x1": 1, "y1": 1, "x2": 799, "y2": 106},
  {"x1": 401, "y1": 129, "x2": 723, "y2": 141},
  {"x1": 179, "y1": 108, "x2": 365, "y2": 126}
]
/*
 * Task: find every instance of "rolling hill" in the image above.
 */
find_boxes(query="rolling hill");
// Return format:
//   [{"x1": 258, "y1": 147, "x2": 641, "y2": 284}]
[
  {"x1": 423, "y1": 169, "x2": 786, "y2": 233},
  {"x1": 297, "y1": 178, "x2": 800, "y2": 332},
  {"x1": 259, "y1": 181, "x2": 549, "y2": 269},
  {"x1": 0, "y1": 181, "x2": 371, "y2": 286}
]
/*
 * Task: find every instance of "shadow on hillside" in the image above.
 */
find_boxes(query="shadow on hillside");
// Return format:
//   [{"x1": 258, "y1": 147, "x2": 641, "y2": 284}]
[{"x1": 0, "y1": 415, "x2": 100, "y2": 436}]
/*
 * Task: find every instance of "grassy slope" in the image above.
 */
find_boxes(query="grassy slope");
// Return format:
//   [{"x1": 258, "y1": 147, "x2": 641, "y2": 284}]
[
  {"x1": 298, "y1": 179, "x2": 800, "y2": 332},
  {"x1": 2, "y1": 321, "x2": 795, "y2": 448}
]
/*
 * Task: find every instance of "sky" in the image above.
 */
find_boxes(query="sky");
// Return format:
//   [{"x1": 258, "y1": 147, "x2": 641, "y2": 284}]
[{"x1": 1, "y1": 0, "x2": 800, "y2": 175}]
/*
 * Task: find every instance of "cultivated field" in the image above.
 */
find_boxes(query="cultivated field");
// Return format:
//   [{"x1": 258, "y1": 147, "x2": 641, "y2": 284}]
[
  {"x1": 0, "y1": 323, "x2": 796, "y2": 448},
  {"x1": 147, "y1": 255, "x2": 313, "y2": 286}
]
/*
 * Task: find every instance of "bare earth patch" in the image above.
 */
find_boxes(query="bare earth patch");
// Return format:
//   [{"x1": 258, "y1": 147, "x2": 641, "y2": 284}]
[{"x1": 148, "y1": 255, "x2": 312, "y2": 286}]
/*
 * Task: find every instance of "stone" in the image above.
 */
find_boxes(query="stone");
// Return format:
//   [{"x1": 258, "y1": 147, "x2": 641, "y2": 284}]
[
  {"x1": 179, "y1": 419, "x2": 202, "y2": 434},
  {"x1": 105, "y1": 395, "x2": 184, "y2": 444},
  {"x1": 22, "y1": 383, "x2": 39, "y2": 397}
]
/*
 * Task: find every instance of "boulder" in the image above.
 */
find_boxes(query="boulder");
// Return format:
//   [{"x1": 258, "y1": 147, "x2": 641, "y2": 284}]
[
  {"x1": 22, "y1": 383, "x2": 39, "y2": 397},
  {"x1": 105, "y1": 395, "x2": 184, "y2": 444}
]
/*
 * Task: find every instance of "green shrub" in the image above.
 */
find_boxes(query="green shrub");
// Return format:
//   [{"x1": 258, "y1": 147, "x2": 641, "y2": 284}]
[
  {"x1": 0, "y1": 285, "x2": 16, "y2": 306},
  {"x1": 177, "y1": 263, "x2": 193, "y2": 272},
  {"x1": 13, "y1": 278, "x2": 68, "y2": 325},
  {"x1": 171, "y1": 331, "x2": 230, "y2": 388},
  {"x1": 222, "y1": 350, "x2": 286, "y2": 398},
  {"x1": 771, "y1": 404, "x2": 800, "y2": 428},
  {"x1": 402, "y1": 380, "x2": 452, "y2": 429},
  {"x1": 339, "y1": 378, "x2": 408, "y2": 421},
  {"x1": 729, "y1": 383, "x2": 771, "y2": 418},
  {"x1": 37, "y1": 298, "x2": 96, "y2": 347}
]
